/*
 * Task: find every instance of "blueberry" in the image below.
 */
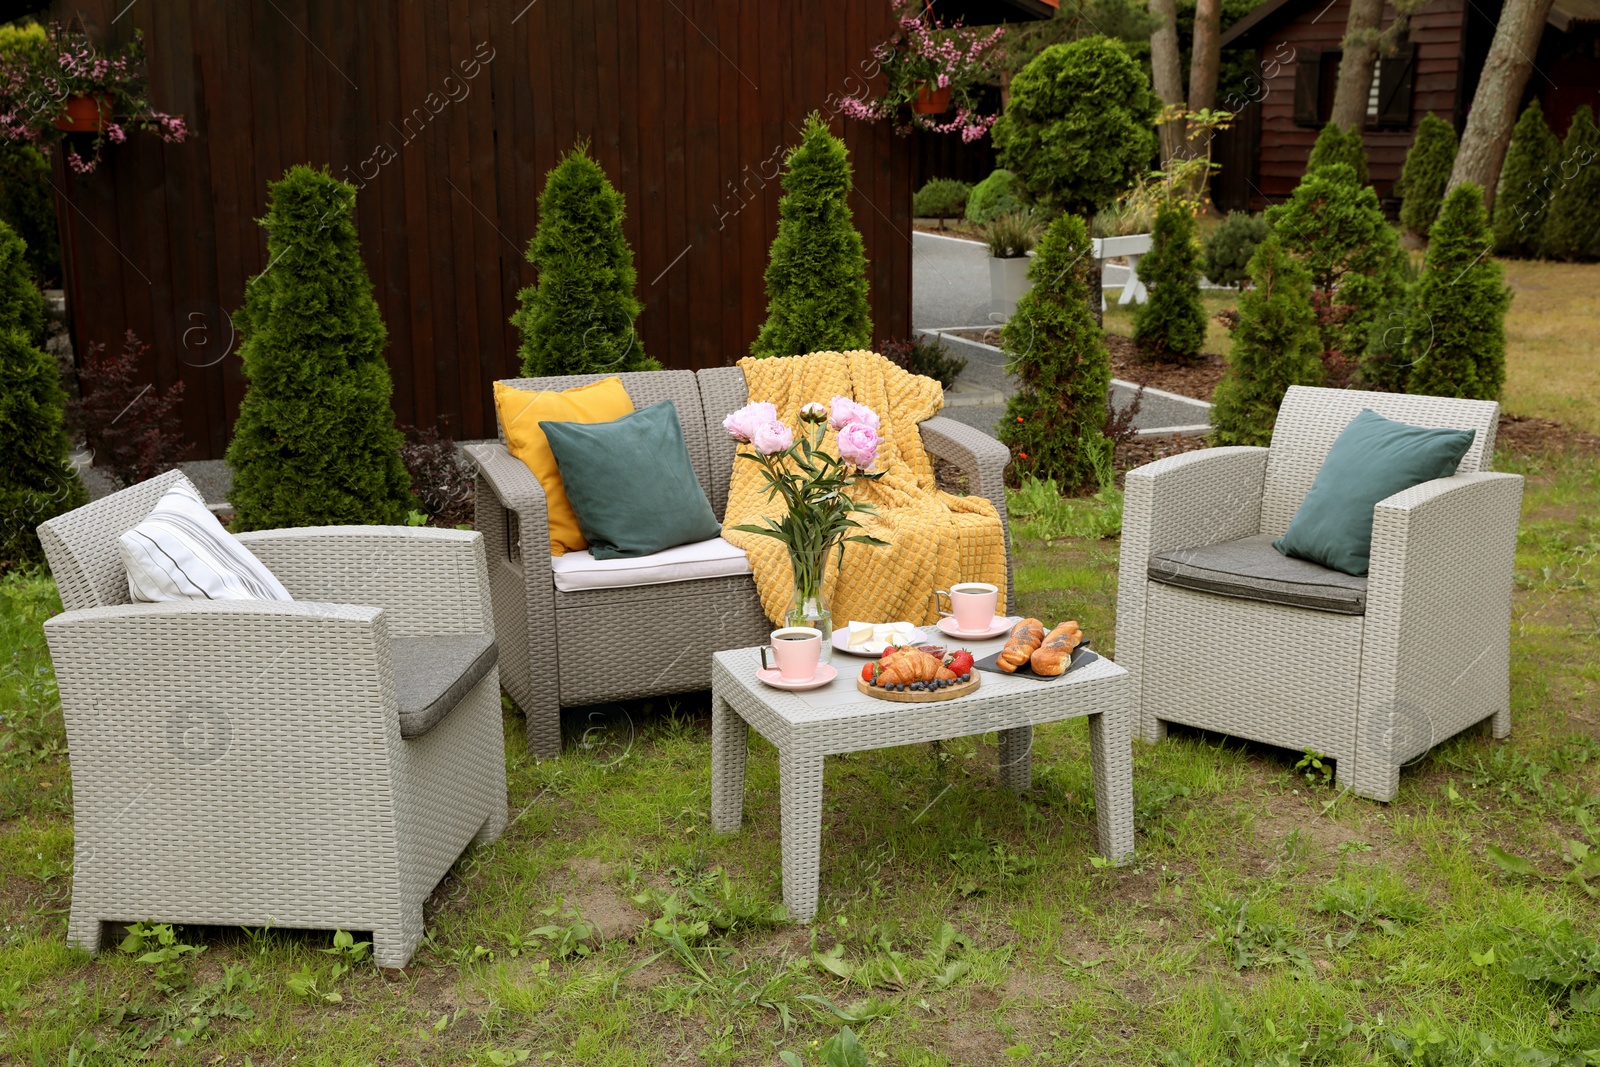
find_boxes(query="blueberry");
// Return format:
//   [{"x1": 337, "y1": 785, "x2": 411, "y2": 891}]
[{"x1": 960, "y1": 673, "x2": 970, "y2": 682}]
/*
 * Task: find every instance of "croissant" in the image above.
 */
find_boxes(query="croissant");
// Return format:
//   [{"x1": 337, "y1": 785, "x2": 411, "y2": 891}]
[
  {"x1": 876, "y1": 647, "x2": 959, "y2": 686},
  {"x1": 1029, "y1": 621, "x2": 1083, "y2": 677},
  {"x1": 996, "y1": 618, "x2": 1045, "y2": 672}
]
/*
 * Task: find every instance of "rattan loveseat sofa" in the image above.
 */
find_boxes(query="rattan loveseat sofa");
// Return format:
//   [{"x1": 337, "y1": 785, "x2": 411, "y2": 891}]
[
  {"x1": 39, "y1": 470, "x2": 508, "y2": 968},
  {"x1": 1116, "y1": 386, "x2": 1523, "y2": 801},
  {"x1": 467, "y1": 367, "x2": 1014, "y2": 756}
]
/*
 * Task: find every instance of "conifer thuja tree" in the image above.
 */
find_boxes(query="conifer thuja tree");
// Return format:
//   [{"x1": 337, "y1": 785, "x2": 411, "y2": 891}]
[
  {"x1": 1492, "y1": 99, "x2": 1561, "y2": 257},
  {"x1": 1536, "y1": 106, "x2": 1600, "y2": 262},
  {"x1": 1306, "y1": 124, "x2": 1370, "y2": 186},
  {"x1": 1267, "y1": 163, "x2": 1404, "y2": 378},
  {"x1": 225, "y1": 166, "x2": 416, "y2": 531},
  {"x1": 1398, "y1": 114, "x2": 1459, "y2": 238},
  {"x1": 0, "y1": 219, "x2": 84, "y2": 570},
  {"x1": 513, "y1": 143, "x2": 658, "y2": 375},
  {"x1": 998, "y1": 214, "x2": 1112, "y2": 494},
  {"x1": 1210, "y1": 237, "x2": 1323, "y2": 446},
  {"x1": 1406, "y1": 183, "x2": 1510, "y2": 400},
  {"x1": 1133, "y1": 199, "x2": 1207, "y2": 363},
  {"x1": 751, "y1": 114, "x2": 872, "y2": 358}
]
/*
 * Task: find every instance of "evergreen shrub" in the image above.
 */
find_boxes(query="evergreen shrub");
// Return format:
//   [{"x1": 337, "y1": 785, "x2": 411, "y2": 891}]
[
  {"x1": 0, "y1": 220, "x2": 82, "y2": 571},
  {"x1": 1202, "y1": 211, "x2": 1269, "y2": 288},
  {"x1": 1492, "y1": 100, "x2": 1562, "y2": 258},
  {"x1": 1267, "y1": 163, "x2": 1404, "y2": 376},
  {"x1": 1406, "y1": 183, "x2": 1509, "y2": 401},
  {"x1": 1133, "y1": 199, "x2": 1207, "y2": 362},
  {"x1": 998, "y1": 214, "x2": 1113, "y2": 494},
  {"x1": 224, "y1": 165, "x2": 416, "y2": 531},
  {"x1": 991, "y1": 36, "x2": 1157, "y2": 216},
  {"x1": 1211, "y1": 237, "x2": 1323, "y2": 446},
  {"x1": 513, "y1": 143, "x2": 658, "y2": 376},
  {"x1": 1536, "y1": 106, "x2": 1600, "y2": 262},
  {"x1": 966, "y1": 169, "x2": 1024, "y2": 224},
  {"x1": 751, "y1": 114, "x2": 873, "y2": 358},
  {"x1": 1397, "y1": 114, "x2": 1458, "y2": 238},
  {"x1": 0, "y1": 145, "x2": 59, "y2": 284},
  {"x1": 913, "y1": 178, "x2": 972, "y2": 224},
  {"x1": 1306, "y1": 124, "x2": 1369, "y2": 186}
]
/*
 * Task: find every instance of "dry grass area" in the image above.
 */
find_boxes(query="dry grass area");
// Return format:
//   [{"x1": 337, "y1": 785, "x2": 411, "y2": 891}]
[{"x1": 1501, "y1": 260, "x2": 1600, "y2": 435}]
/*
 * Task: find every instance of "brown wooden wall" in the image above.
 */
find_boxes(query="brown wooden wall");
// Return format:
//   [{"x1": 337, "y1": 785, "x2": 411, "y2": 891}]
[
  {"x1": 51, "y1": 1, "x2": 913, "y2": 459},
  {"x1": 1242, "y1": 0, "x2": 1467, "y2": 206}
]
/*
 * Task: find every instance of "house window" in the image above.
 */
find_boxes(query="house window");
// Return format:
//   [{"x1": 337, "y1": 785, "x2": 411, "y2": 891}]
[
  {"x1": 1367, "y1": 67, "x2": 1381, "y2": 120},
  {"x1": 1295, "y1": 41, "x2": 1415, "y2": 129}
]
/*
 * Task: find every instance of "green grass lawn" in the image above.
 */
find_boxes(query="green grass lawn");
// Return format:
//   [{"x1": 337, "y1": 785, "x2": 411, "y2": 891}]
[{"x1": 2, "y1": 448, "x2": 1598, "y2": 1064}]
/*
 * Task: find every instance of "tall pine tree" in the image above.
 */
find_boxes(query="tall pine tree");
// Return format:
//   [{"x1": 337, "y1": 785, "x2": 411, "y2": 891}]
[
  {"x1": 1132, "y1": 199, "x2": 1207, "y2": 362},
  {"x1": 998, "y1": 215, "x2": 1112, "y2": 494},
  {"x1": 0, "y1": 218, "x2": 84, "y2": 570},
  {"x1": 1536, "y1": 106, "x2": 1600, "y2": 262},
  {"x1": 513, "y1": 143, "x2": 658, "y2": 375},
  {"x1": 751, "y1": 114, "x2": 872, "y2": 358},
  {"x1": 1210, "y1": 237, "x2": 1323, "y2": 446},
  {"x1": 1492, "y1": 99, "x2": 1561, "y2": 257},
  {"x1": 1406, "y1": 184, "x2": 1509, "y2": 400},
  {"x1": 225, "y1": 166, "x2": 416, "y2": 530},
  {"x1": 1397, "y1": 114, "x2": 1458, "y2": 238}
]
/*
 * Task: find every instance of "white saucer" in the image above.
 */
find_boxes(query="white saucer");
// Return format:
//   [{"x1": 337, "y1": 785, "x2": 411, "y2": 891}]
[
  {"x1": 934, "y1": 615, "x2": 1017, "y2": 640},
  {"x1": 756, "y1": 663, "x2": 838, "y2": 691},
  {"x1": 831, "y1": 625, "x2": 927, "y2": 658}
]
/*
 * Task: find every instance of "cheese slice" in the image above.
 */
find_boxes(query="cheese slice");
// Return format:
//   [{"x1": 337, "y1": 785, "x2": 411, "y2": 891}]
[{"x1": 848, "y1": 621, "x2": 875, "y2": 646}]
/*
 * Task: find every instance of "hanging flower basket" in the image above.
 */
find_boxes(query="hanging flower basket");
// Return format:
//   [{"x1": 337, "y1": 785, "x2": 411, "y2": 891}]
[
  {"x1": 53, "y1": 93, "x2": 113, "y2": 132},
  {"x1": 911, "y1": 83, "x2": 952, "y2": 115}
]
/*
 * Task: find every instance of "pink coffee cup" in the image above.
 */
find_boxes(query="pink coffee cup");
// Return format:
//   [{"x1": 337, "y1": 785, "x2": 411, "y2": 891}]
[
  {"x1": 935, "y1": 582, "x2": 999, "y2": 632},
  {"x1": 762, "y1": 626, "x2": 823, "y2": 682}
]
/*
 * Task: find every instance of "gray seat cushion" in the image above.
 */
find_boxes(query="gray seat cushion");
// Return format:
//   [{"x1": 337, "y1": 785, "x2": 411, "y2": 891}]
[
  {"x1": 390, "y1": 634, "x2": 498, "y2": 738},
  {"x1": 1148, "y1": 534, "x2": 1368, "y2": 615}
]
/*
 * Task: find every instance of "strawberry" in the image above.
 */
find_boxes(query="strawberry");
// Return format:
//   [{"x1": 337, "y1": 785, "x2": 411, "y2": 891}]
[
  {"x1": 860, "y1": 662, "x2": 875, "y2": 683},
  {"x1": 947, "y1": 650, "x2": 975, "y2": 676}
]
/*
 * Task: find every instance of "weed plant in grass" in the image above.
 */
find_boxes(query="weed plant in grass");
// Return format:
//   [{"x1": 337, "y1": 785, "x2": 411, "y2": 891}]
[{"x1": 1, "y1": 456, "x2": 1599, "y2": 1062}]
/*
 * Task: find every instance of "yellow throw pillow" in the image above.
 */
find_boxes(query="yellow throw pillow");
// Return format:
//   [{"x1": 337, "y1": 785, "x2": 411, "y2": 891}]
[{"x1": 494, "y1": 377, "x2": 635, "y2": 555}]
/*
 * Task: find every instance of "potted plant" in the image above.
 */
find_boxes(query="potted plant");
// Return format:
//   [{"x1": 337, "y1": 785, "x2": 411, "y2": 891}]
[
  {"x1": 1090, "y1": 186, "x2": 1157, "y2": 306},
  {"x1": 0, "y1": 21, "x2": 187, "y2": 174},
  {"x1": 836, "y1": 0, "x2": 1004, "y2": 142},
  {"x1": 986, "y1": 209, "x2": 1039, "y2": 318}
]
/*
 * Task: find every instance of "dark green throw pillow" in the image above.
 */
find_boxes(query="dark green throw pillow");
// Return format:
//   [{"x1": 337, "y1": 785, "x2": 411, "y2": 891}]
[
  {"x1": 540, "y1": 400, "x2": 722, "y2": 559},
  {"x1": 1274, "y1": 409, "x2": 1476, "y2": 576}
]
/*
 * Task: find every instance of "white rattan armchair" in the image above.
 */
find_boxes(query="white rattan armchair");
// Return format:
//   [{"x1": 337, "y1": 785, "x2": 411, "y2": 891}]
[
  {"x1": 38, "y1": 470, "x2": 508, "y2": 968},
  {"x1": 1116, "y1": 387, "x2": 1523, "y2": 801}
]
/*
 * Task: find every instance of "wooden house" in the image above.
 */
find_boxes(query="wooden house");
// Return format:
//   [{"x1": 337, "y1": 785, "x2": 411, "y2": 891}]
[
  {"x1": 49, "y1": 1, "x2": 918, "y2": 460},
  {"x1": 1215, "y1": 0, "x2": 1600, "y2": 210}
]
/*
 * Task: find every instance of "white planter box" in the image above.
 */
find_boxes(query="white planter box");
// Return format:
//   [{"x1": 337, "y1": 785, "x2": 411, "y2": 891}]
[
  {"x1": 1092, "y1": 232, "x2": 1153, "y2": 308},
  {"x1": 988, "y1": 254, "x2": 1032, "y2": 318}
]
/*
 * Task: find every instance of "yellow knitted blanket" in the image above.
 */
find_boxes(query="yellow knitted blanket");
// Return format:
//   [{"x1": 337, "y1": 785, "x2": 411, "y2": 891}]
[{"x1": 722, "y1": 351, "x2": 1008, "y2": 627}]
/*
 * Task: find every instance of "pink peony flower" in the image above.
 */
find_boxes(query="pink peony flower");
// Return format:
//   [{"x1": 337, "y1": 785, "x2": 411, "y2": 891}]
[
  {"x1": 751, "y1": 420, "x2": 794, "y2": 456},
  {"x1": 836, "y1": 422, "x2": 879, "y2": 469},
  {"x1": 723, "y1": 400, "x2": 778, "y2": 442},
  {"x1": 828, "y1": 396, "x2": 880, "y2": 433}
]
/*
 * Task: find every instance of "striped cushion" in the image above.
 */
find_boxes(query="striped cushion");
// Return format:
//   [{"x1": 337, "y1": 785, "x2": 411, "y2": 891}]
[{"x1": 120, "y1": 482, "x2": 293, "y2": 603}]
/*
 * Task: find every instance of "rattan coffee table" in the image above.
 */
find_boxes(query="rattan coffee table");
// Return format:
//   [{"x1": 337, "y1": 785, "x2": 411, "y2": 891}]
[{"x1": 710, "y1": 631, "x2": 1135, "y2": 922}]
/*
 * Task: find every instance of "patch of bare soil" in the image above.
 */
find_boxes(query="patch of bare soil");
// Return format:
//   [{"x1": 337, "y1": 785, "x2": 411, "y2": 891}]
[
  {"x1": 1106, "y1": 334, "x2": 1226, "y2": 403},
  {"x1": 1496, "y1": 412, "x2": 1600, "y2": 458},
  {"x1": 1113, "y1": 434, "x2": 1212, "y2": 483},
  {"x1": 560, "y1": 857, "x2": 650, "y2": 941}
]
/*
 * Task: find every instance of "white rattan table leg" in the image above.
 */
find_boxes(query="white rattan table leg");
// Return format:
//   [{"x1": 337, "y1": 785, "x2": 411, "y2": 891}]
[
  {"x1": 710, "y1": 694, "x2": 749, "y2": 833},
  {"x1": 778, "y1": 747, "x2": 826, "y2": 923},
  {"x1": 997, "y1": 725, "x2": 1033, "y2": 793},
  {"x1": 1088, "y1": 709, "x2": 1135, "y2": 864}
]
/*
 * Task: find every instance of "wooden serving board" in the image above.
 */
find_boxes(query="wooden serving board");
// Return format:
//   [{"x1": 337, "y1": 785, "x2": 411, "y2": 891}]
[{"x1": 857, "y1": 673, "x2": 981, "y2": 702}]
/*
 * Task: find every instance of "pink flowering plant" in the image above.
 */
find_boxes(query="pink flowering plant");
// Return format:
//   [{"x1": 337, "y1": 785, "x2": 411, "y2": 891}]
[
  {"x1": 837, "y1": 0, "x2": 1005, "y2": 143},
  {"x1": 0, "y1": 22, "x2": 188, "y2": 174},
  {"x1": 723, "y1": 397, "x2": 889, "y2": 612}
]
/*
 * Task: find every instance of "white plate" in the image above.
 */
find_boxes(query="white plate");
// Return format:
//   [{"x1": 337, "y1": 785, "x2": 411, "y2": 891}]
[
  {"x1": 756, "y1": 663, "x2": 838, "y2": 691},
  {"x1": 934, "y1": 615, "x2": 1018, "y2": 640},
  {"x1": 831, "y1": 624, "x2": 927, "y2": 658}
]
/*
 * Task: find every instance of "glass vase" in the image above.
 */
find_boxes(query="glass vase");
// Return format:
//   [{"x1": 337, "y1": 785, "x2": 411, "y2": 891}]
[{"x1": 785, "y1": 545, "x2": 834, "y2": 664}]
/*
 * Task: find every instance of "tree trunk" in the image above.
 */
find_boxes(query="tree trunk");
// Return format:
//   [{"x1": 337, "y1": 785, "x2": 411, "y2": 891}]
[
  {"x1": 1449, "y1": 0, "x2": 1556, "y2": 208},
  {"x1": 1330, "y1": 0, "x2": 1384, "y2": 131},
  {"x1": 1188, "y1": 0, "x2": 1222, "y2": 115},
  {"x1": 1150, "y1": 0, "x2": 1186, "y2": 166}
]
